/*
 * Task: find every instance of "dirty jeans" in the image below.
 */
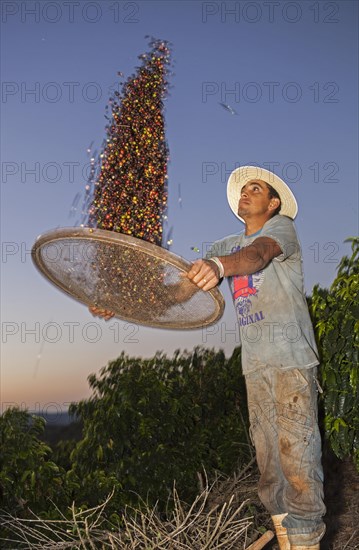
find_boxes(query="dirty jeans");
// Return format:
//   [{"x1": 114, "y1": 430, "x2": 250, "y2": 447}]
[{"x1": 245, "y1": 366, "x2": 326, "y2": 545}]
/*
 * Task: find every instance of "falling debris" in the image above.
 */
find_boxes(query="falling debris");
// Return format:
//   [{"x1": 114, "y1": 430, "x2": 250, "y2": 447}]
[
  {"x1": 69, "y1": 192, "x2": 81, "y2": 218},
  {"x1": 87, "y1": 38, "x2": 172, "y2": 247},
  {"x1": 219, "y1": 102, "x2": 239, "y2": 116},
  {"x1": 178, "y1": 183, "x2": 183, "y2": 208}
]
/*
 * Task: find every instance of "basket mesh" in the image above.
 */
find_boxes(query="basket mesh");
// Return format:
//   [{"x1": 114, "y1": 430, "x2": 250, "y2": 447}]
[{"x1": 32, "y1": 228, "x2": 224, "y2": 329}]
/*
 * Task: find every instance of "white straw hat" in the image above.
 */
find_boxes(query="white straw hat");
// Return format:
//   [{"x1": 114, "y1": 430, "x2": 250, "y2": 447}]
[{"x1": 227, "y1": 165, "x2": 298, "y2": 222}]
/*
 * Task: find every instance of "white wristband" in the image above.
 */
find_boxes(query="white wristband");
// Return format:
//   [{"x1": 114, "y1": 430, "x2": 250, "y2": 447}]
[{"x1": 208, "y1": 256, "x2": 225, "y2": 279}]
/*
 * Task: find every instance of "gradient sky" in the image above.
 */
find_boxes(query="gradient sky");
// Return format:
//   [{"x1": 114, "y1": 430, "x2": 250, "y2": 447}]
[{"x1": 1, "y1": 0, "x2": 358, "y2": 416}]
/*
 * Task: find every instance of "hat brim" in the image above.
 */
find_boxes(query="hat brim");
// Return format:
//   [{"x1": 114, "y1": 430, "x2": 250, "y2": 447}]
[{"x1": 227, "y1": 166, "x2": 298, "y2": 222}]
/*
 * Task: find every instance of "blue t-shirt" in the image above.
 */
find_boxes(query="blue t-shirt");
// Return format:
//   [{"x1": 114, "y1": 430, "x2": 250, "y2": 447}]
[{"x1": 207, "y1": 215, "x2": 319, "y2": 374}]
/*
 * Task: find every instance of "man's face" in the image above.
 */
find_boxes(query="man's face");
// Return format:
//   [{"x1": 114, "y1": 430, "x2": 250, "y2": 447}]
[{"x1": 237, "y1": 179, "x2": 278, "y2": 219}]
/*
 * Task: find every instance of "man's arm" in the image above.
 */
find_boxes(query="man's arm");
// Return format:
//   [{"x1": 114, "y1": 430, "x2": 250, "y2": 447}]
[
  {"x1": 90, "y1": 237, "x2": 281, "y2": 317},
  {"x1": 219, "y1": 236, "x2": 282, "y2": 276},
  {"x1": 187, "y1": 237, "x2": 282, "y2": 290}
]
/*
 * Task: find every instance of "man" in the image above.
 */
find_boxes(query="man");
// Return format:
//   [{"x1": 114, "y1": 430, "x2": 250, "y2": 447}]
[
  {"x1": 90, "y1": 165, "x2": 326, "y2": 549},
  {"x1": 186, "y1": 165, "x2": 326, "y2": 549}
]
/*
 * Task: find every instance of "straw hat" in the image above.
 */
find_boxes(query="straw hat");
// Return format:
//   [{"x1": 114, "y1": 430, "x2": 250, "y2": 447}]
[{"x1": 227, "y1": 165, "x2": 298, "y2": 222}]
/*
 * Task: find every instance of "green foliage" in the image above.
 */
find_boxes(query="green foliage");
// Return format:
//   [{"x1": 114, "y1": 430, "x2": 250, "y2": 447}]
[
  {"x1": 310, "y1": 237, "x2": 359, "y2": 469},
  {"x1": 67, "y1": 347, "x2": 250, "y2": 515},
  {"x1": 2, "y1": 238, "x2": 358, "y2": 536},
  {"x1": 0, "y1": 408, "x2": 65, "y2": 515}
]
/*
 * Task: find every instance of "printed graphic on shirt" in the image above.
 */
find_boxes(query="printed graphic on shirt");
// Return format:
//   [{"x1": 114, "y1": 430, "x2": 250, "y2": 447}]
[
  {"x1": 231, "y1": 245, "x2": 265, "y2": 326},
  {"x1": 233, "y1": 273, "x2": 260, "y2": 299}
]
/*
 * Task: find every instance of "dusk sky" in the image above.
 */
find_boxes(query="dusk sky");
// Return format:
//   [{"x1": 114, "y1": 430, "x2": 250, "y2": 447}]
[{"x1": 1, "y1": 0, "x2": 358, "y2": 417}]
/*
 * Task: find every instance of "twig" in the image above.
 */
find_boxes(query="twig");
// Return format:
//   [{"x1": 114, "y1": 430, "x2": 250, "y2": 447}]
[{"x1": 245, "y1": 530, "x2": 275, "y2": 550}]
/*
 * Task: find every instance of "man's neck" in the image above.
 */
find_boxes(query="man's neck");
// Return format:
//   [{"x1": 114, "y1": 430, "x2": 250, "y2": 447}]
[{"x1": 244, "y1": 217, "x2": 269, "y2": 236}]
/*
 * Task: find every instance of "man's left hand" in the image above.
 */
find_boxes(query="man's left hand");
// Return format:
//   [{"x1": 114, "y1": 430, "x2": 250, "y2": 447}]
[{"x1": 186, "y1": 259, "x2": 220, "y2": 291}]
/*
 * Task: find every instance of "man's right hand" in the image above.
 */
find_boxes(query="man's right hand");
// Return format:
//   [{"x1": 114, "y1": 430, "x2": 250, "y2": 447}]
[
  {"x1": 186, "y1": 259, "x2": 220, "y2": 291},
  {"x1": 89, "y1": 305, "x2": 115, "y2": 320}
]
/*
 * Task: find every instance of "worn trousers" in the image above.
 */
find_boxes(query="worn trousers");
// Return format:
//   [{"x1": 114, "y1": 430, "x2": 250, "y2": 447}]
[{"x1": 245, "y1": 366, "x2": 326, "y2": 545}]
